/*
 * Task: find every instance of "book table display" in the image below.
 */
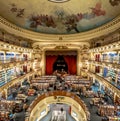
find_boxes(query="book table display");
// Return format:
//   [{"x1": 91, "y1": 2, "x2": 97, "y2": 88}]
[
  {"x1": 98, "y1": 105, "x2": 120, "y2": 121},
  {"x1": 0, "y1": 100, "x2": 22, "y2": 121}
]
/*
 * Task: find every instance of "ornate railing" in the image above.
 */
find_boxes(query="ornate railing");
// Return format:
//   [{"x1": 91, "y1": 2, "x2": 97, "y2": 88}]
[{"x1": 26, "y1": 91, "x2": 90, "y2": 121}]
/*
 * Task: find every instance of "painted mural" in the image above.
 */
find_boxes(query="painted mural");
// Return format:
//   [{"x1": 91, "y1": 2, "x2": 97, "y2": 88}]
[
  {"x1": 10, "y1": 3, "x2": 25, "y2": 18},
  {"x1": 26, "y1": 2, "x2": 106, "y2": 33},
  {"x1": 0, "y1": 0, "x2": 120, "y2": 34},
  {"x1": 109, "y1": 0, "x2": 120, "y2": 6}
]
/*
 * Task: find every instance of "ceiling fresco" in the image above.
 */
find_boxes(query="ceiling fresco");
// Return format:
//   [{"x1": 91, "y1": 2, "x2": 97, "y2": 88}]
[{"x1": 0, "y1": 0, "x2": 120, "y2": 34}]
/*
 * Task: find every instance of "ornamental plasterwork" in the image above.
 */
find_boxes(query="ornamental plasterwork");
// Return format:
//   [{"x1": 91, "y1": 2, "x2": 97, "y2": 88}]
[
  {"x1": 32, "y1": 42, "x2": 90, "y2": 51},
  {"x1": 0, "y1": 15, "x2": 120, "y2": 42},
  {"x1": 54, "y1": 45, "x2": 68, "y2": 49},
  {"x1": 0, "y1": 29, "x2": 33, "y2": 46},
  {"x1": 33, "y1": 45, "x2": 42, "y2": 50}
]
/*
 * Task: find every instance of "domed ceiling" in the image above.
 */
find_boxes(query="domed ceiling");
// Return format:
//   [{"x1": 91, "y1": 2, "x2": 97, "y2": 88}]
[{"x1": 0, "y1": 0, "x2": 120, "y2": 34}]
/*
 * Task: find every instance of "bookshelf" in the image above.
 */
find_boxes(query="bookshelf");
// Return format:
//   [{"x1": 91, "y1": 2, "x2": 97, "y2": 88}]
[
  {"x1": 119, "y1": 53, "x2": 120, "y2": 64},
  {"x1": 6, "y1": 68, "x2": 16, "y2": 82},
  {"x1": 0, "y1": 70, "x2": 6, "y2": 87},
  {"x1": 117, "y1": 71, "x2": 120, "y2": 89}
]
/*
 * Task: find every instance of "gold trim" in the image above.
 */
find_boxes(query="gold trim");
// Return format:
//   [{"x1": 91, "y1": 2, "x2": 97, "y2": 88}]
[
  {"x1": 27, "y1": 91, "x2": 88, "y2": 121},
  {"x1": 0, "y1": 15, "x2": 120, "y2": 42},
  {"x1": 33, "y1": 42, "x2": 90, "y2": 75}
]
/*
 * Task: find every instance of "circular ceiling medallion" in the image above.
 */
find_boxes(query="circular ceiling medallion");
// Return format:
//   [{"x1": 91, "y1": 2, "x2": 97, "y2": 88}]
[{"x1": 48, "y1": 0, "x2": 70, "y2": 3}]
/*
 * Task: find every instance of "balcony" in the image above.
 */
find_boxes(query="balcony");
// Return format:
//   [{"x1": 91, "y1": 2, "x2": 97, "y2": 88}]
[
  {"x1": 0, "y1": 58, "x2": 34, "y2": 69},
  {"x1": 88, "y1": 71, "x2": 120, "y2": 97},
  {"x1": 88, "y1": 59, "x2": 120, "y2": 68},
  {"x1": 0, "y1": 70, "x2": 35, "y2": 92}
]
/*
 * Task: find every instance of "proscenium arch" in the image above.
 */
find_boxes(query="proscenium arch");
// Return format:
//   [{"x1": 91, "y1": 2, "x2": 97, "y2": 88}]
[
  {"x1": 44, "y1": 49, "x2": 78, "y2": 75},
  {"x1": 32, "y1": 42, "x2": 90, "y2": 75}
]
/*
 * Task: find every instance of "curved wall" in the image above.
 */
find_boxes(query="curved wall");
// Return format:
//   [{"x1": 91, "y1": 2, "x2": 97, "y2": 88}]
[{"x1": 26, "y1": 91, "x2": 90, "y2": 121}]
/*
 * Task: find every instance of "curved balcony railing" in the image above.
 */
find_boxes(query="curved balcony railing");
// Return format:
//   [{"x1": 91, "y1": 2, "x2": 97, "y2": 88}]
[
  {"x1": 88, "y1": 71, "x2": 120, "y2": 97},
  {"x1": 88, "y1": 70, "x2": 120, "y2": 90},
  {"x1": 88, "y1": 59, "x2": 120, "y2": 65},
  {"x1": 0, "y1": 58, "x2": 33, "y2": 64},
  {"x1": 0, "y1": 70, "x2": 35, "y2": 92},
  {"x1": 26, "y1": 91, "x2": 90, "y2": 121}
]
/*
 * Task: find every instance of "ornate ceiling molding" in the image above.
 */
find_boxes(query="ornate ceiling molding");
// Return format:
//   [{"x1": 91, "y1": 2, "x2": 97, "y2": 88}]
[
  {"x1": 0, "y1": 15, "x2": 120, "y2": 42},
  {"x1": 54, "y1": 45, "x2": 68, "y2": 49},
  {"x1": 32, "y1": 42, "x2": 90, "y2": 52}
]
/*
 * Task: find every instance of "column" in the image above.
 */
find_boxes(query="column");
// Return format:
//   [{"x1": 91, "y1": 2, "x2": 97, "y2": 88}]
[
  {"x1": 113, "y1": 93, "x2": 117, "y2": 103},
  {"x1": 4, "y1": 88, "x2": 8, "y2": 99},
  {"x1": 29, "y1": 52, "x2": 32, "y2": 60},
  {"x1": 92, "y1": 76, "x2": 96, "y2": 83},
  {"x1": 41, "y1": 51, "x2": 45, "y2": 75},
  {"x1": 77, "y1": 50, "x2": 81, "y2": 75},
  {"x1": 3, "y1": 51, "x2": 6, "y2": 63},
  {"x1": 20, "y1": 79, "x2": 23, "y2": 86}
]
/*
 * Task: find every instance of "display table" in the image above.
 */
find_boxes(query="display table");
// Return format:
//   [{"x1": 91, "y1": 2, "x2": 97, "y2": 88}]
[
  {"x1": 0, "y1": 111, "x2": 9, "y2": 121},
  {"x1": 51, "y1": 110, "x2": 66, "y2": 121},
  {"x1": 28, "y1": 89, "x2": 36, "y2": 96},
  {"x1": 92, "y1": 98, "x2": 101, "y2": 105},
  {"x1": 85, "y1": 91, "x2": 96, "y2": 97},
  {"x1": 15, "y1": 94, "x2": 27, "y2": 102},
  {"x1": 98, "y1": 105, "x2": 115, "y2": 116}
]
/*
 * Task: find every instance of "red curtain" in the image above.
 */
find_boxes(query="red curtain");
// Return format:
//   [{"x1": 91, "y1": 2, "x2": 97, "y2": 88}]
[
  {"x1": 64, "y1": 55, "x2": 77, "y2": 74},
  {"x1": 46, "y1": 55, "x2": 77, "y2": 75},
  {"x1": 46, "y1": 55, "x2": 57, "y2": 75}
]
